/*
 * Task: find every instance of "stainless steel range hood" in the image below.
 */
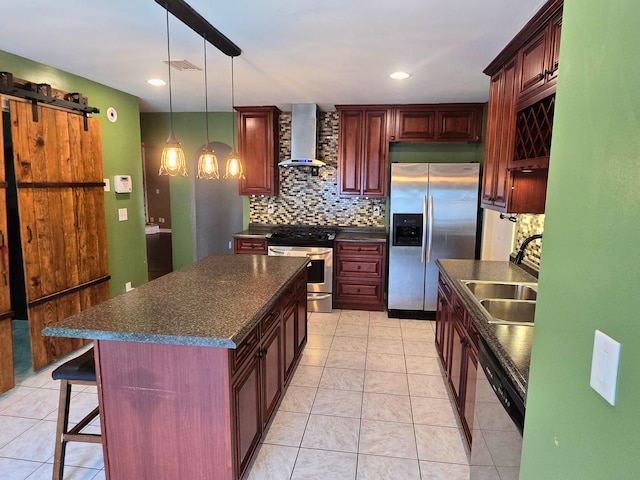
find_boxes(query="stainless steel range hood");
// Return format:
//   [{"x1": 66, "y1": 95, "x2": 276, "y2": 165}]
[{"x1": 278, "y1": 104, "x2": 326, "y2": 168}]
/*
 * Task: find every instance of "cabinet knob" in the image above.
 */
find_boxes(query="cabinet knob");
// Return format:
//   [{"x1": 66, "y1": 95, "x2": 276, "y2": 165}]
[
  {"x1": 357, "y1": 247, "x2": 362, "y2": 251},
  {"x1": 357, "y1": 265, "x2": 362, "y2": 270},
  {"x1": 537, "y1": 72, "x2": 545, "y2": 81},
  {"x1": 356, "y1": 288, "x2": 360, "y2": 293}
]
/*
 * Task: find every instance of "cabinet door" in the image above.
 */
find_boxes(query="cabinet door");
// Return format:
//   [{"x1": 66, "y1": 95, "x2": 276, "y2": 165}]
[
  {"x1": 519, "y1": 28, "x2": 548, "y2": 97},
  {"x1": 361, "y1": 110, "x2": 389, "y2": 197},
  {"x1": 282, "y1": 304, "x2": 296, "y2": 382},
  {"x1": 261, "y1": 324, "x2": 282, "y2": 428},
  {"x1": 481, "y1": 59, "x2": 517, "y2": 211},
  {"x1": 436, "y1": 107, "x2": 482, "y2": 142},
  {"x1": 231, "y1": 354, "x2": 261, "y2": 477},
  {"x1": 449, "y1": 314, "x2": 465, "y2": 406},
  {"x1": 337, "y1": 109, "x2": 363, "y2": 196},
  {"x1": 435, "y1": 288, "x2": 451, "y2": 368},
  {"x1": 546, "y1": 12, "x2": 562, "y2": 83},
  {"x1": 462, "y1": 343, "x2": 477, "y2": 446},
  {"x1": 236, "y1": 106, "x2": 281, "y2": 196},
  {"x1": 295, "y1": 288, "x2": 307, "y2": 354},
  {"x1": 393, "y1": 108, "x2": 435, "y2": 142}
]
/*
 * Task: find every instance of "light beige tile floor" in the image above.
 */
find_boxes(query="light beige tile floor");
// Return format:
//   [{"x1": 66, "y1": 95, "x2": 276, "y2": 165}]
[
  {"x1": 0, "y1": 311, "x2": 470, "y2": 480},
  {"x1": 246, "y1": 310, "x2": 471, "y2": 480}
]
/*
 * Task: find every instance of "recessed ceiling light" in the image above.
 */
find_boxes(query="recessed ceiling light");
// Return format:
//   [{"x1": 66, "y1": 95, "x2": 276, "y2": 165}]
[
  {"x1": 390, "y1": 71, "x2": 410, "y2": 80},
  {"x1": 147, "y1": 78, "x2": 167, "y2": 86}
]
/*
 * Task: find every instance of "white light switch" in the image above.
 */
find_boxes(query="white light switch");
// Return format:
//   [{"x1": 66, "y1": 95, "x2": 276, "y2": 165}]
[
  {"x1": 590, "y1": 330, "x2": 621, "y2": 405},
  {"x1": 104, "y1": 178, "x2": 110, "y2": 192},
  {"x1": 118, "y1": 208, "x2": 128, "y2": 221}
]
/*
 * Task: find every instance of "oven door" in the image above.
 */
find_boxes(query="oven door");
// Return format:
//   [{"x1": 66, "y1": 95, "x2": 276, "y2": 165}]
[{"x1": 267, "y1": 246, "x2": 333, "y2": 294}]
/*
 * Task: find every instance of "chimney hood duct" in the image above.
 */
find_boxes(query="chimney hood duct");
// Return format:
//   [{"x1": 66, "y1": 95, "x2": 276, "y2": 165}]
[{"x1": 278, "y1": 104, "x2": 326, "y2": 168}]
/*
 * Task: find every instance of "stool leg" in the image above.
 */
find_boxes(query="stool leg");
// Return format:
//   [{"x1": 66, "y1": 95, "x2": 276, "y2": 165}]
[{"x1": 53, "y1": 380, "x2": 72, "y2": 480}]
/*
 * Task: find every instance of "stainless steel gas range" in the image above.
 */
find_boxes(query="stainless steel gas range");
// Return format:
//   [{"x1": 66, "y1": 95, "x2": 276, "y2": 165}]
[{"x1": 266, "y1": 226, "x2": 336, "y2": 313}]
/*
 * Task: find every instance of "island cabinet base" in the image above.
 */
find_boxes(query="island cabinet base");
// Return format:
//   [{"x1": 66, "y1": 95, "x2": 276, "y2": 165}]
[{"x1": 95, "y1": 340, "x2": 234, "y2": 480}]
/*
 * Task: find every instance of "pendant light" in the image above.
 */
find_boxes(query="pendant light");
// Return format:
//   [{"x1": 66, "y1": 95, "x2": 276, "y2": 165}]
[
  {"x1": 196, "y1": 36, "x2": 219, "y2": 179},
  {"x1": 159, "y1": 6, "x2": 188, "y2": 177},
  {"x1": 224, "y1": 56, "x2": 245, "y2": 179}
]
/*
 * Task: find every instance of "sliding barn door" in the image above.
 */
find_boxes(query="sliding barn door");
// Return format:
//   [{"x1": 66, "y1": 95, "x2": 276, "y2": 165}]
[
  {"x1": 0, "y1": 98, "x2": 14, "y2": 393},
  {"x1": 9, "y1": 99, "x2": 109, "y2": 370}
]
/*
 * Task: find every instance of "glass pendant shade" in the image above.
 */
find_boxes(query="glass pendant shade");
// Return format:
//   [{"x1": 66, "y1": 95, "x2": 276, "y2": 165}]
[
  {"x1": 159, "y1": 7, "x2": 187, "y2": 177},
  {"x1": 197, "y1": 144, "x2": 219, "y2": 179},
  {"x1": 224, "y1": 148, "x2": 244, "y2": 179},
  {"x1": 160, "y1": 129, "x2": 187, "y2": 176}
]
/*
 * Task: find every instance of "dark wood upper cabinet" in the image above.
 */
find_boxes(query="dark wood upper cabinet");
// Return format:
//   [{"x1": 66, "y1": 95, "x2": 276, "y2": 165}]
[
  {"x1": 518, "y1": 8, "x2": 562, "y2": 108},
  {"x1": 481, "y1": 0, "x2": 562, "y2": 214},
  {"x1": 391, "y1": 104, "x2": 483, "y2": 143},
  {"x1": 235, "y1": 106, "x2": 281, "y2": 196},
  {"x1": 336, "y1": 106, "x2": 390, "y2": 198},
  {"x1": 482, "y1": 58, "x2": 518, "y2": 211}
]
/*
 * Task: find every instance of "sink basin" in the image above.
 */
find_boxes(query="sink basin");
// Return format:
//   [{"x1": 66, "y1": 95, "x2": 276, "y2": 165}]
[
  {"x1": 480, "y1": 299, "x2": 536, "y2": 325},
  {"x1": 463, "y1": 281, "x2": 537, "y2": 301}
]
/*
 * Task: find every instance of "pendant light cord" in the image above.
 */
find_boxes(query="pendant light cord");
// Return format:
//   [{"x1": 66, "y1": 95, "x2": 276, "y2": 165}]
[
  {"x1": 231, "y1": 56, "x2": 236, "y2": 148},
  {"x1": 203, "y1": 36, "x2": 210, "y2": 145},
  {"x1": 166, "y1": 6, "x2": 174, "y2": 134}
]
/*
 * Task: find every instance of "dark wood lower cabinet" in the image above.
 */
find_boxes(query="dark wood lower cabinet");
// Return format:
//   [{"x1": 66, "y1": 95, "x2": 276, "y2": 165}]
[
  {"x1": 435, "y1": 273, "x2": 478, "y2": 450},
  {"x1": 232, "y1": 353, "x2": 261, "y2": 476}
]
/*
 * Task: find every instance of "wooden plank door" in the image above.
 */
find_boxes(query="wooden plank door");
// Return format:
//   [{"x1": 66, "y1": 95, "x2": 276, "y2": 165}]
[
  {"x1": 9, "y1": 99, "x2": 109, "y2": 370},
  {"x1": 0, "y1": 97, "x2": 15, "y2": 393}
]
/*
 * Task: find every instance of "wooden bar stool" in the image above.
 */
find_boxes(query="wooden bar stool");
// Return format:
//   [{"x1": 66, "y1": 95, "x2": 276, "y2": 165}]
[{"x1": 51, "y1": 347, "x2": 101, "y2": 480}]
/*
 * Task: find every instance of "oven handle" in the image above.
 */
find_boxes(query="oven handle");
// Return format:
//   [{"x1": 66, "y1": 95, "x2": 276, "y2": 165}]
[
  {"x1": 268, "y1": 247, "x2": 332, "y2": 257},
  {"x1": 307, "y1": 293, "x2": 332, "y2": 300}
]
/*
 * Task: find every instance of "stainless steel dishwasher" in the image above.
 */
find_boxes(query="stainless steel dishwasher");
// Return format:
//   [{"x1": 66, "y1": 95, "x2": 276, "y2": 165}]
[{"x1": 469, "y1": 339, "x2": 525, "y2": 479}]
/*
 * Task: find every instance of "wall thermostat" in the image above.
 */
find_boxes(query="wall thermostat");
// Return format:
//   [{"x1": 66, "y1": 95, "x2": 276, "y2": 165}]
[{"x1": 114, "y1": 175, "x2": 132, "y2": 193}]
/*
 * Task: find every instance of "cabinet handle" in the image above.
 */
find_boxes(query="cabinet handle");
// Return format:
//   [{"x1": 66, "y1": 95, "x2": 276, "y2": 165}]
[
  {"x1": 357, "y1": 265, "x2": 361, "y2": 270},
  {"x1": 356, "y1": 288, "x2": 360, "y2": 293},
  {"x1": 357, "y1": 247, "x2": 362, "y2": 252},
  {"x1": 26, "y1": 226, "x2": 33, "y2": 244},
  {"x1": 537, "y1": 72, "x2": 545, "y2": 81}
]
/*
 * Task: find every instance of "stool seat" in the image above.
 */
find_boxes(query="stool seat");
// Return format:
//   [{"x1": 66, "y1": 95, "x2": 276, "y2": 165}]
[{"x1": 52, "y1": 348, "x2": 96, "y2": 382}]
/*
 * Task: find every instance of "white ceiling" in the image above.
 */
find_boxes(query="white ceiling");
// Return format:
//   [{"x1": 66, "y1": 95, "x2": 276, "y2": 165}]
[{"x1": 1, "y1": 0, "x2": 545, "y2": 113}]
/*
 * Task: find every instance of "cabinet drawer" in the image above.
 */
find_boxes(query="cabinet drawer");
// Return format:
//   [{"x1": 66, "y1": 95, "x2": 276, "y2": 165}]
[
  {"x1": 234, "y1": 238, "x2": 268, "y2": 255},
  {"x1": 230, "y1": 326, "x2": 260, "y2": 375},
  {"x1": 334, "y1": 278, "x2": 383, "y2": 303},
  {"x1": 438, "y1": 274, "x2": 453, "y2": 304},
  {"x1": 336, "y1": 241, "x2": 384, "y2": 256},
  {"x1": 261, "y1": 305, "x2": 280, "y2": 333},
  {"x1": 336, "y1": 257, "x2": 383, "y2": 278}
]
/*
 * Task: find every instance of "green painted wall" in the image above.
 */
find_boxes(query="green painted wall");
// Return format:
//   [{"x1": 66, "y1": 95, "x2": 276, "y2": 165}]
[
  {"x1": 0, "y1": 50, "x2": 147, "y2": 297},
  {"x1": 139, "y1": 112, "x2": 238, "y2": 269},
  {"x1": 520, "y1": 1, "x2": 640, "y2": 478}
]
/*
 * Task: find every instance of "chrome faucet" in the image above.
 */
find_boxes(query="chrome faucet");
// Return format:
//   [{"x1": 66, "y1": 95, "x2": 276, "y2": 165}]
[{"x1": 514, "y1": 233, "x2": 543, "y2": 264}]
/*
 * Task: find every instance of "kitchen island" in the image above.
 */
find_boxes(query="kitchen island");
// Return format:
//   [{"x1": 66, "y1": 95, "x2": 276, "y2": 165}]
[{"x1": 43, "y1": 254, "x2": 309, "y2": 480}]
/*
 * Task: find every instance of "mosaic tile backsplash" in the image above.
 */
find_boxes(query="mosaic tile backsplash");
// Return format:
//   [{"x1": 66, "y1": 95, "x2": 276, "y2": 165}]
[
  {"x1": 514, "y1": 214, "x2": 545, "y2": 269},
  {"x1": 249, "y1": 111, "x2": 386, "y2": 227}
]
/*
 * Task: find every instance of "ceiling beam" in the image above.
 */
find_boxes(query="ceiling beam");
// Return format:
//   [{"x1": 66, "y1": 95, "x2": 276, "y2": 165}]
[{"x1": 155, "y1": 0, "x2": 242, "y2": 57}]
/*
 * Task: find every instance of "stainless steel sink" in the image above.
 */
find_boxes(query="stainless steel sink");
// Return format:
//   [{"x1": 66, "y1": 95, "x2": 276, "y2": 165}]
[
  {"x1": 463, "y1": 281, "x2": 537, "y2": 301},
  {"x1": 480, "y1": 299, "x2": 536, "y2": 326}
]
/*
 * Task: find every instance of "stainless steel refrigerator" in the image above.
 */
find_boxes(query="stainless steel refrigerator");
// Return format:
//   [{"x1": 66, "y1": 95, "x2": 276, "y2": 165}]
[{"x1": 387, "y1": 163, "x2": 479, "y2": 318}]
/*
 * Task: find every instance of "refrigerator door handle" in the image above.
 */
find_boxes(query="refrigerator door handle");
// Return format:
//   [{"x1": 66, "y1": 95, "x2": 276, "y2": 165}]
[
  {"x1": 421, "y1": 195, "x2": 427, "y2": 263},
  {"x1": 427, "y1": 195, "x2": 434, "y2": 263}
]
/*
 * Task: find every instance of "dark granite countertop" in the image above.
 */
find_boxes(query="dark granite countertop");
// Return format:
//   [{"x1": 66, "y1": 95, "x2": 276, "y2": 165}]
[
  {"x1": 42, "y1": 255, "x2": 308, "y2": 349},
  {"x1": 232, "y1": 225, "x2": 272, "y2": 239},
  {"x1": 436, "y1": 259, "x2": 537, "y2": 402},
  {"x1": 336, "y1": 228, "x2": 387, "y2": 242},
  {"x1": 233, "y1": 225, "x2": 387, "y2": 242}
]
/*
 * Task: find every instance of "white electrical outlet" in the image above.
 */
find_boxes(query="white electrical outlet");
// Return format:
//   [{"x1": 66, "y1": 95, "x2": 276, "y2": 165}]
[
  {"x1": 118, "y1": 208, "x2": 128, "y2": 221},
  {"x1": 373, "y1": 205, "x2": 381, "y2": 216},
  {"x1": 268, "y1": 204, "x2": 275, "y2": 214},
  {"x1": 125, "y1": 282, "x2": 134, "y2": 292},
  {"x1": 104, "y1": 178, "x2": 110, "y2": 192}
]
